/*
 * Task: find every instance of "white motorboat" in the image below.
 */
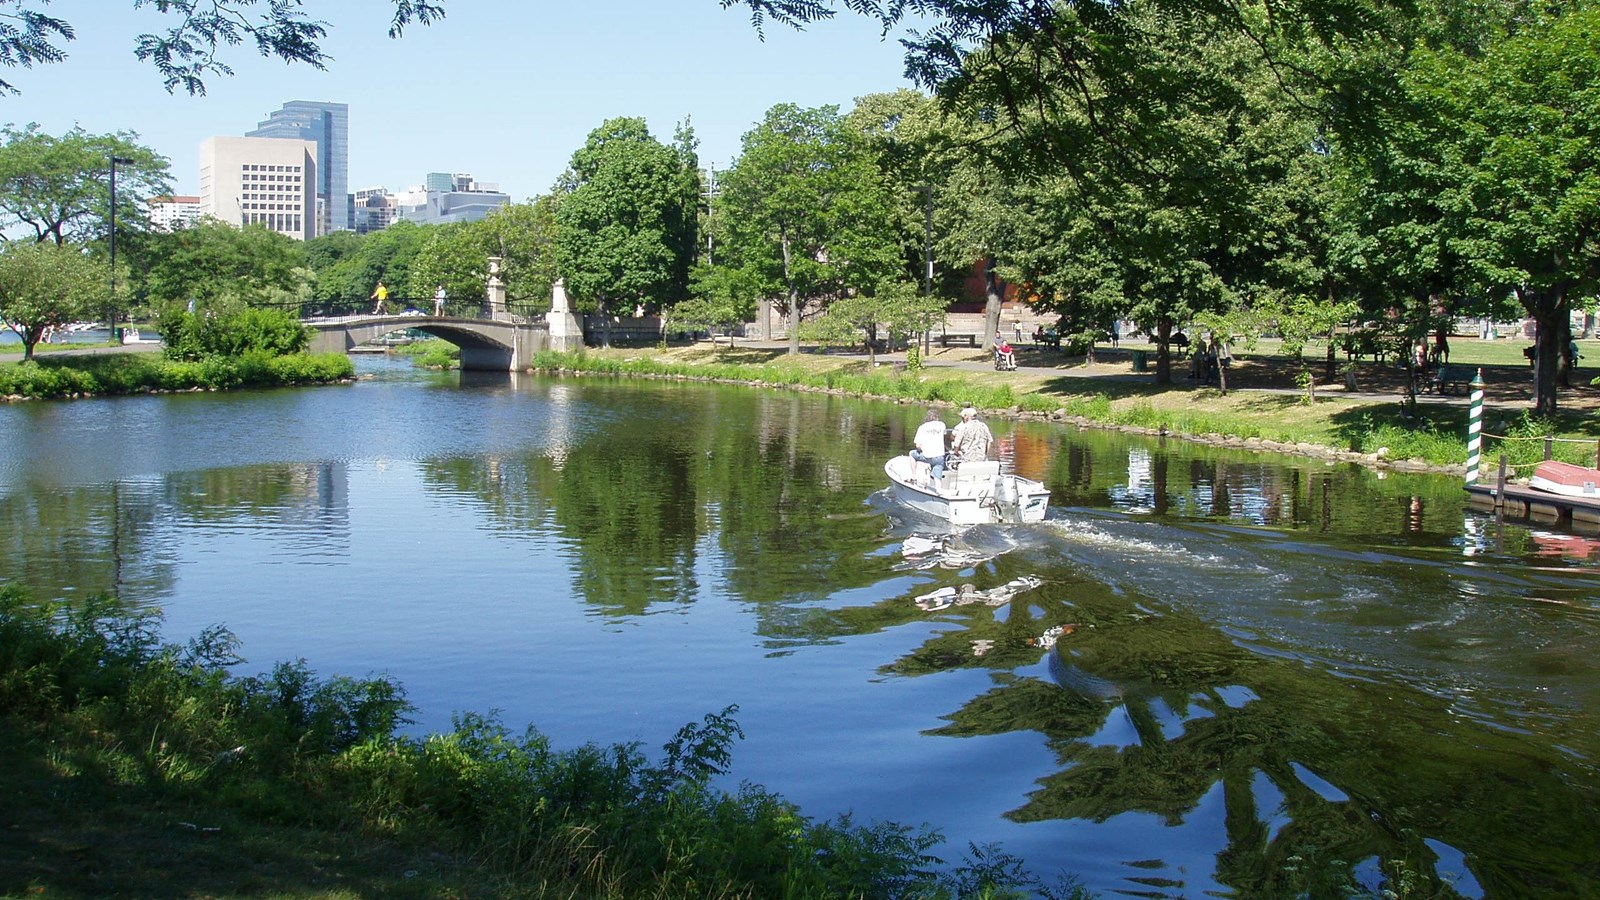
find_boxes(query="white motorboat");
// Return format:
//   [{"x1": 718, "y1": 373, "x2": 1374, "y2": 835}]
[{"x1": 884, "y1": 455, "x2": 1050, "y2": 526}]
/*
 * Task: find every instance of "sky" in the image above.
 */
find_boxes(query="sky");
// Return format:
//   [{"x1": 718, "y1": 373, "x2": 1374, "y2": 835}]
[{"x1": 7, "y1": 1, "x2": 924, "y2": 201}]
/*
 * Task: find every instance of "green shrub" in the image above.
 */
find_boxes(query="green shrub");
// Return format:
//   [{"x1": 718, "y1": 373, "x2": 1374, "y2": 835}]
[
  {"x1": 0, "y1": 586, "x2": 1072, "y2": 898},
  {"x1": 161, "y1": 307, "x2": 310, "y2": 362}
]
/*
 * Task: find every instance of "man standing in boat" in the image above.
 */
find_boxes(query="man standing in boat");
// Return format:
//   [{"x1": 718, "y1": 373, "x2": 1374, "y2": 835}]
[
  {"x1": 951, "y1": 406, "x2": 994, "y2": 461},
  {"x1": 910, "y1": 408, "x2": 949, "y2": 483}
]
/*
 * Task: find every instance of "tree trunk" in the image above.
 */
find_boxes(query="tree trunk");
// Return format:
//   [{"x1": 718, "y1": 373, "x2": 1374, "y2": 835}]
[
  {"x1": 1558, "y1": 317, "x2": 1573, "y2": 388},
  {"x1": 983, "y1": 256, "x2": 1003, "y2": 349},
  {"x1": 1154, "y1": 318, "x2": 1173, "y2": 384},
  {"x1": 781, "y1": 232, "x2": 800, "y2": 356},
  {"x1": 1523, "y1": 286, "x2": 1569, "y2": 416}
]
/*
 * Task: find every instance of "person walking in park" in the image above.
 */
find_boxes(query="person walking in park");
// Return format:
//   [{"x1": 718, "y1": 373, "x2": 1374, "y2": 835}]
[
  {"x1": 433, "y1": 284, "x2": 447, "y2": 316},
  {"x1": 370, "y1": 281, "x2": 389, "y2": 315}
]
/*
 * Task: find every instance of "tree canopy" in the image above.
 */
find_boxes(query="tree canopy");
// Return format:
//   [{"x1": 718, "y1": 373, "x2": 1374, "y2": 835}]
[
  {"x1": 713, "y1": 103, "x2": 900, "y2": 354},
  {"x1": 555, "y1": 117, "x2": 700, "y2": 320},
  {"x1": 0, "y1": 124, "x2": 170, "y2": 246},
  {"x1": 0, "y1": 241, "x2": 108, "y2": 359}
]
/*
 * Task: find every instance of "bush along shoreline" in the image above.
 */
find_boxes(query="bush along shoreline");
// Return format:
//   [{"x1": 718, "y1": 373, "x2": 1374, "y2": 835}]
[
  {"x1": 522, "y1": 350, "x2": 1490, "y2": 475},
  {"x1": 0, "y1": 586, "x2": 1085, "y2": 898},
  {"x1": 0, "y1": 351, "x2": 354, "y2": 401}
]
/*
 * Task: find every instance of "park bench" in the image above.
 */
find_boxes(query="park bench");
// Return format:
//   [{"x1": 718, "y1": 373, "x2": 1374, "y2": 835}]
[
  {"x1": 1430, "y1": 365, "x2": 1476, "y2": 394},
  {"x1": 936, "y1": 333, "x2": 980, "y2": 347}
]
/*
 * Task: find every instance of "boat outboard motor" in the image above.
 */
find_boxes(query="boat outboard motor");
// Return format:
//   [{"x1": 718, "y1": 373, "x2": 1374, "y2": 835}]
[{"x1": 993, "y1": 474, "x2": 1022, "y2": 523}]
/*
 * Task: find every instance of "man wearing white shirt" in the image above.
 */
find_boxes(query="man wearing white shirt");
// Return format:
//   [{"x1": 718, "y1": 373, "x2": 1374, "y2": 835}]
[{"x1": 911, "y1": 408, "x2": 948, "y2": 481}]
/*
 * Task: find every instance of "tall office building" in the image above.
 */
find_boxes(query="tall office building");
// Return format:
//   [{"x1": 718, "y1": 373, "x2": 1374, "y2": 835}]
[
  {"x1": 198, "y1": 136, "x2": 318, "y2": 241},
  {"x1": 247, "y1": 100, "x2": 349, "y2": 234}
]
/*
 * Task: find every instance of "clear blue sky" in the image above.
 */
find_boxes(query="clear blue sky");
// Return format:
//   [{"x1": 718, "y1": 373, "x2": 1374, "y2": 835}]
[{"x1": 6, "y1": 2, "x2": 922, "y2": 201}]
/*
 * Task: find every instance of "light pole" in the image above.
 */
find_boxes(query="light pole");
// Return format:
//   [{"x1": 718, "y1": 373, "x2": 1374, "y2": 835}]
[{"x1": 109, "y1": 156, "x2": 134, "y2": 343}]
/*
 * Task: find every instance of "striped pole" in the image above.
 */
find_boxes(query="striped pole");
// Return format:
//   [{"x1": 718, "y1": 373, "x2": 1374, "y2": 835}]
[{"x1": 1465, "y1": 368, "x2": 1485, "y2": 483}]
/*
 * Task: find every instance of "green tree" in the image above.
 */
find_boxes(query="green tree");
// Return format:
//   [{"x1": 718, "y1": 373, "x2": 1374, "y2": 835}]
[
  {"x1": 347, "y1": 220, "x2": 432, "y2": 311},
  {"x1": 139, "y1": 218, "x2": 308, "y2": 311},
  {"x1": 479, "y1": 197, "x2": 561, "y2": 316},
  {"x1": 715, "y1": 103, "x2": 900, "y2": 355},
  {"x1": 0, "y1": 241, "x2": 108, "y2": 360},
  {"x1": 0, "y1": 124, "x2": 170, "y2": 246},
  {"x1": 0, "y1": 0, "x2": 445, "y2": 95},
  {"x1": 1412, "y1": 7, "x2": 1600, "y2": 415},
  {"x1": 555, "y1": 117, "x2": 700, "y2": 333},
  {"x1": 406, "y1": 222, "x2": 487, "y2": 311},
  {"x1": 303, "y1": 229, "x2": 367, "y2": 308}
]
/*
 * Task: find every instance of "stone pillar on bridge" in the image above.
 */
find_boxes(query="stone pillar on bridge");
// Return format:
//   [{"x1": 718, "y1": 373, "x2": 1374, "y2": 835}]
[
  {"x1": 487, "y1": 257, "x2": 508, "y2": 321},
  {"x1": 547, "y1": 278, "x2": 584, "y2": 351}
]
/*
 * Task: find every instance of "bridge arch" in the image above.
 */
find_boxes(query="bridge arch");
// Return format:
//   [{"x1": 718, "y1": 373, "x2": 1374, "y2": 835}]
[{"x1": 306, "y1": 315, "x2": 550, "y2": 371}]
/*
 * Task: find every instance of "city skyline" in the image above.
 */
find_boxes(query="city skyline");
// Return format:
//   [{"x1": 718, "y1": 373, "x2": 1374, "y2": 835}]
[{"x1": 7, "y1": 2, "x2": 919, "y2": 204}]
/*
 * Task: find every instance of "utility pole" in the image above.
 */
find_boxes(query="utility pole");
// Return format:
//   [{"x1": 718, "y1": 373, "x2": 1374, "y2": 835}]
[
  {"x1": 703, "y1": 164, "x2": 719, "y2": 266},
  {"x1": 918, "y1": 184, "x2": 934, "y2": 355},
  {"x1": 109, "y1": 156, "x2": 134, "y2": 343}
]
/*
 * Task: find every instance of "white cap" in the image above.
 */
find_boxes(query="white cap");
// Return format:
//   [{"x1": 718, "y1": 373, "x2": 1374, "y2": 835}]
[{"x1": 960, "y1": 407, "x2": 977, "y2": 418}]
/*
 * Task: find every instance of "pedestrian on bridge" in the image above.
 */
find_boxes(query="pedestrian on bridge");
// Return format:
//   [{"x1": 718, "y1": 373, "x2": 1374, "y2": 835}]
[
  {"x1": 371, "y1": 281, "x2": 389, "y2": 315},
  {"x1": 434, "y1": 284, "x2": 447, "y2": 316}
]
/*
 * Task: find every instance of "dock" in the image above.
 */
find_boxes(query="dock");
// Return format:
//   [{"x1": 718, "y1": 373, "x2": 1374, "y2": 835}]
[{"x1": 1465, "y1": 482, "x2": 1600, "y2": 532}]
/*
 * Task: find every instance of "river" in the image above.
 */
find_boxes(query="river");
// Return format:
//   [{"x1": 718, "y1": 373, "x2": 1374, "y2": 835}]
[{"x1": 1, "y1": 353, "x2": 1596, "y2": 898}]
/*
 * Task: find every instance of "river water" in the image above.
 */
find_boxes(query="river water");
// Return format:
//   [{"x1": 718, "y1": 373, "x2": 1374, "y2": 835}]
[{"x1": 1, "y1": 354, "x2": 1597, "y2": 898}]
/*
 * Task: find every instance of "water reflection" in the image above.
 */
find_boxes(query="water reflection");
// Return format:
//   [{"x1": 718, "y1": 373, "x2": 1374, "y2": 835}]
[{"x1": 0, "y1": 363, "x2": 1595, "y2": 897}]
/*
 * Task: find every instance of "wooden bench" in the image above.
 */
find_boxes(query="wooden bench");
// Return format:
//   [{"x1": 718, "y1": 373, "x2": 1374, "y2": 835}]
[
  {"x1": 936, "y1": 333, "x2": 980, "y2": 347},
  {"x1": 1430, "y1": 365, "x2": 1476, "y2": 394}
]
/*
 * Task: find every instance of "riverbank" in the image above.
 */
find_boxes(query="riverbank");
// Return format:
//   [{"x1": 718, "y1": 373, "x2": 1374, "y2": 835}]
[
  {"x1": 0, "y1": 350, "x2": 354, "y2": 400},
  {"x1": 0, "y1": 586, "x2": 1063, "y2": 899},
  {"x1": 536, "y1": 338, "x2": 1600, "y2": 475}
]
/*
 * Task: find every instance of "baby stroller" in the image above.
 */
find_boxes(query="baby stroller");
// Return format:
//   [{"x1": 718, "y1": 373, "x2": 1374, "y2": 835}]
[{"x1": 993, "y1": 341, "x2": 1017, "y2": 371}]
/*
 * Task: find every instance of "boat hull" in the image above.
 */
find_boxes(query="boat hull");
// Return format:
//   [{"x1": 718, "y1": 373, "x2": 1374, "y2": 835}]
[
  {"x1": 884, "y1": 456, "x2": 1049, "y2": 526},
  {"x1": 1530, "y1": 461, "x2": 1600, "y2": 498}
]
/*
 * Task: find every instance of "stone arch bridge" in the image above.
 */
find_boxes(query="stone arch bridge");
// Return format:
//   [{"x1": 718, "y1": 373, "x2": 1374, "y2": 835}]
[{"x1": 306, "y1": 315, "x2": 550, "y2": 371}]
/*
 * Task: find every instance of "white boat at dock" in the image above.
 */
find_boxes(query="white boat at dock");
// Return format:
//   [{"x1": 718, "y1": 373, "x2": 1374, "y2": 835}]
[{"x1": 884, "y1": 455, "x2": 1050, "y2": 526}]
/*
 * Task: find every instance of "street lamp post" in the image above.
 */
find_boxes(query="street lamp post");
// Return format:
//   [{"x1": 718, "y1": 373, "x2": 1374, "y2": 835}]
[{"x1": 108, "y1": 156, "x2": 134, "y2": 343}]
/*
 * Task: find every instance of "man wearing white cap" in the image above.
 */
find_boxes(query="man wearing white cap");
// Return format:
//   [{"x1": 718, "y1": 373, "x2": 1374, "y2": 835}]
[{"x1": 951, "y1": 406, "x2": 994, "y2": 461}]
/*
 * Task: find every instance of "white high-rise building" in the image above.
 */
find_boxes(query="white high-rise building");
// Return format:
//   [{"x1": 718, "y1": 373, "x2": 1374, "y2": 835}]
[
  {"x1": 148, "y1": 195, "x2": 200, "y2": 231},
  {"x1": 199, "y1": 136, "x2": 318, "y2": 240}
]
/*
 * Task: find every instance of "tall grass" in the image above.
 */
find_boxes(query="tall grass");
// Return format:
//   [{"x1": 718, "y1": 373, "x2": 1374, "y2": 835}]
[{"x1": 0, "y1": 586, "x2": 1081, "y2": 899}]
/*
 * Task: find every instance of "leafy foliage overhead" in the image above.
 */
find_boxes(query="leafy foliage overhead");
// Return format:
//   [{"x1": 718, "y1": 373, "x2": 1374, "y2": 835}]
[{"x1": 0, "y1": 0, "x2": 446, "y2": 95}]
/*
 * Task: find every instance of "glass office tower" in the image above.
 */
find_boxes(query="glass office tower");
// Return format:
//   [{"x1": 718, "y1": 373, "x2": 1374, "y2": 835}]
[{"x1": 247, "y1": 101, "x2": 349, "y2": 234}]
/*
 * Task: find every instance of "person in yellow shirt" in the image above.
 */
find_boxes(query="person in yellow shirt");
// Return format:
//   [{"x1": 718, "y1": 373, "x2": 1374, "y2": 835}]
[{"x1": 370, "y1": 281, "x2": 389, "y2": 314}]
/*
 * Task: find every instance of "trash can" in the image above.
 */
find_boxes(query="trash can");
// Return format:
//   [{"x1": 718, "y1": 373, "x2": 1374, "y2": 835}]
[{"x1": 1131, "y1": 350, "x2": 1148, "y2": 372}]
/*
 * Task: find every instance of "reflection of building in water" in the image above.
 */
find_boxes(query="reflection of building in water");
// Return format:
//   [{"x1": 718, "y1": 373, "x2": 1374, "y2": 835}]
[
  {"x1": 1011, "y1": 429, "x2": 1053, "y2": 480},
  {"x1": 1126, "y1": 448, "x2": 1151, "y2": 495}
]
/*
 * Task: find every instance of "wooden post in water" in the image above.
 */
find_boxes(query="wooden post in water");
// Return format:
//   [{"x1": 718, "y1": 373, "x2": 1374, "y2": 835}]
[
  {"x1": 1496, "y1": 455, "x2": 1508, "y2": 510},
  {"x1": 1465, "y1": 369, "x2": 1485, "y2": 483}
]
